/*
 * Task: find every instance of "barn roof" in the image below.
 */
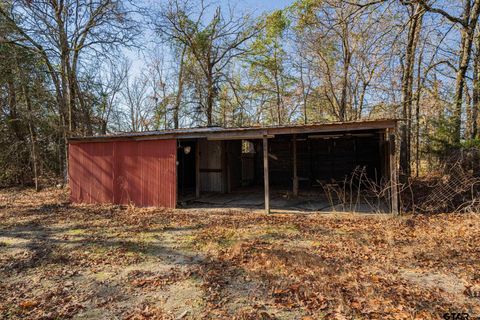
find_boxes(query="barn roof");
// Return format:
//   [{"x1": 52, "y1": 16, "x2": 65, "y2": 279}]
[{"x1": 68, "y1": 119, "x2": 397, "y2": 143}]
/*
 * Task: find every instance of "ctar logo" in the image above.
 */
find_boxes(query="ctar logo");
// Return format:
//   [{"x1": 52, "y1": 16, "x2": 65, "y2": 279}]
[{"x1": 443, "y1": 313, "x2": 479, "y2": 320}]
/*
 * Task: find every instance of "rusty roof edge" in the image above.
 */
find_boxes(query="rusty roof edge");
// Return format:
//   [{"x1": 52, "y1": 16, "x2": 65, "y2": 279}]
[{"x1": 68, "y1": 119, "x2": 398, "y2": 143}]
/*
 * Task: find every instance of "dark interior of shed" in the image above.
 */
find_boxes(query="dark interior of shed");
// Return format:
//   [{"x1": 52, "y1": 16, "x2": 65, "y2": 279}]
[
  {"x1": 177, "y1": 130, "x2": 388, "y2": 211},
  {"x1": 177, "y1": 140, "x2": 196, "y2": 197},
  {"x1": 264, "y1": 131, "x2": 384, "y2": 190}
]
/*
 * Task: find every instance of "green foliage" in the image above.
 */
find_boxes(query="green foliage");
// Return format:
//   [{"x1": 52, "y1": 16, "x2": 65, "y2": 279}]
[
  {"x1": 251, "y1": 10, "x2": 289, "y2": 54},
  {"x1": 245, "y1": 10, "x2": 295, "y2": 125},
  {"x1": 265, "y1": 10, "x2": 289, "y2": 39},
  {"x1": 425, "y1": 114, "x2": 459, "y2": 157},
  {"x1": 290, "y1": 0, "x2": 322, "y2": 29},
  {"x1": 176, "y1": 10, "x2": 196, "y2": 33},
  {"x1": 461, "y1": 137, "x2": 480, "y2": 148},
  {"x1": 426, "y1": 111, "x2": 480, "y2": 156}
]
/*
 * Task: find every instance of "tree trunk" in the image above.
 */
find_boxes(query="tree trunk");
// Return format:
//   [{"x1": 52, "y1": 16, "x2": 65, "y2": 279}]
[
  {"x1": 358, "y1": 83, "x2": 368, "y2": 121},
  {"x1": 66, "y1": 57, "x2": 77, "y2": 133},
  {"x1": 54, "y1": 1, "x2": 74, "y2": 136},
  {"x1": 15, "y1": 53, "x2": 40, "y2": 191},
  {"x1": 299, "y1": 59, "x2": 309, "y2": 124},
  {"x1": 274, "y1": 69, "x2": 282, "y2": 125},
  {"x1": 414, "y1": 46, "x2": 425, "y2": 178},
  {"x1": 452, "y1": 0, "x2": 480, "y2": 144},
  {"x1": 339, "y1": 23, "x2": 352, "y2": 122},
  {"x1": 73, "y1": 75, "x2": 93, "y2": 135},
  {"x1": 206, "y1": 66, "x2": 214, "y2": 126},
  {"x1": 24, "y1": 86, "x2": 39, "y2": 191},
  {"x1": 174, "y1": 46, "x2": 186, "y2": 129},
  {"x1": 453, "y1": 30, "x2": 474, "y2": 144},
  {"x1": 465, "y1": 81, "x2": 473, "y2": 139},
  {"x1": 6, "y1": 72, "x2": 22, "y2": 140},
  {"x1": 339, "y1": 55, "x2": 350, "y2": 122},
  {"x1": 400, "y1": 4, "x2": 424, "y2": 180},
  {"x1": 473, "y1": 33, "x2": 480, "y2": 139}
]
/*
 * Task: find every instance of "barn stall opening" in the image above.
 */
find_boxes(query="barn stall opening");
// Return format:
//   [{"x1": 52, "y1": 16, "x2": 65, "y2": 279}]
[{"x1": 68, "y1": 119, "x2": 398, "y2": 213}]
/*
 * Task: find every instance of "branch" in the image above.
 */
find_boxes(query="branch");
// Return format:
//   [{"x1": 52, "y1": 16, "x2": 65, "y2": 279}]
[{"x1": 415, "y1": 0, "x2": 467, "y2": 27}]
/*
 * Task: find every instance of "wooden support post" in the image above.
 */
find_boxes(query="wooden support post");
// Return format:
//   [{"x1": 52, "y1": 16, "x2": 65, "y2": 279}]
[
  {"x1": 225, "y1": 141, "x2": 231, "y2": 193},
  {"x1": 292, "y1": 134, "x2": 298, "y2": 197},
  {"x1": 263, "y1": 136, "x2": 270, "y2": 214},
  {"x1": 195, "y1": 140, "x2": 200, "y2": 198},
  {"x1": 379, "y1": 132, "x2": 386, "y2": 180},
  {"x1": 388, "y1": 129, "x2": 399, "y2": 214},
  {"x1": 221, "y1": 140, "x2": 228, "y2": 193}
]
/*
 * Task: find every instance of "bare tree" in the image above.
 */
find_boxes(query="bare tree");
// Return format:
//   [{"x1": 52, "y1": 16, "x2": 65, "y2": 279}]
[
  {"x1": 416, "y1": 0, "x2": 480, "y2": 144},
  {"x1": 0, "y1": 0, "x2": 139, "y2": 136},
  {"x1": 399, "y1": 2, "x2": 425, "y2": 179},
  {"x1": 96, "y1": 58, "x2": 129, "y2": 134},
  {"x1": 122, "y1": 71, "x2": 151, "y2": 132},
  {"x1": 153, "y1": 0, "x2": 259, "y2": 126},
  {"x1": 292, "y1": 0, "x2": 396, "y2": 122}
]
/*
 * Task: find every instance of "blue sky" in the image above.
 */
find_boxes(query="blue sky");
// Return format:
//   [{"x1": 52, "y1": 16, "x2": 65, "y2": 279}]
[{"x1": 221, "y1": 0, "x2": 293, "y2": 11}]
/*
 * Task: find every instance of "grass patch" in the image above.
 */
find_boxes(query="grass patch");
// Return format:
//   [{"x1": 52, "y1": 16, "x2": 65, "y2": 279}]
[
  {"x1": 92, "y1": 271, "x2": 114, "y2": 281},
  {"x1": 187, "y1": 227, "x2": 240, "y2": 253},
  {"x1": 135, "y1": 232, "x2": 160, "y2": 243},
  {"x1": 260, "y1": 224, "x2": 300, "y2": 239},
  {"x1": 0, "y1": 237, "x2": 24, "y2": 246},
  {"x1": 65, "y1": 228, "x2": 87, "y2": 236}
]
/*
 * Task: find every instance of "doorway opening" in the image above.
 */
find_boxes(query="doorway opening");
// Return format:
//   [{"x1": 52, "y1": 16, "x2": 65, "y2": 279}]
[
  {"x1": 177, "y1": 129, "x2": 392, "y2": 212},
  {"x1": 177, "y1": 140, "x2": 196, "y2": 200}
]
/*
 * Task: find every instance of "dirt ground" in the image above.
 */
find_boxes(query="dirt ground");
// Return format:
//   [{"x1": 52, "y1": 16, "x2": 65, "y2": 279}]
[{"x1": 0, "y1": 188, "x2": 479, "y2": 320}]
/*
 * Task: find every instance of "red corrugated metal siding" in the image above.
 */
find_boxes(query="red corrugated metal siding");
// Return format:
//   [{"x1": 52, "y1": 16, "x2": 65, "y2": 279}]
[{"x1": 69, "y1": 139, "x2": 176, "y2": 208}]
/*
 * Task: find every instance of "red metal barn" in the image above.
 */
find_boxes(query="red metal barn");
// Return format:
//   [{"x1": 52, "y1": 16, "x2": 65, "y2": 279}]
[
  {"x1": 69, "y1": 139, "x2": 176, "y2": 208},
  {"x1": 69, "y1": 120, "x2": 399, "y2": 213}
]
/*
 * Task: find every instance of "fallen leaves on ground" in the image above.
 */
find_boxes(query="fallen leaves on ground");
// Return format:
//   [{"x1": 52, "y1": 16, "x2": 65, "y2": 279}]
[{"x1": 0, "y1": 188, "x2": 479, "y2": 319}]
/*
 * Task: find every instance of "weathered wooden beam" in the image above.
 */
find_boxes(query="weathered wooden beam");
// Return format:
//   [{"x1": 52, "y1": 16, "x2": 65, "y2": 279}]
[
  {"x1": 379, "y1": 131, "x2": 386, "y2": 180},
  {"x1": 195, "y1": 140, "x2": 200, "y2": 198},
  {"x1": 263, "y1": 136, "x2": 270, "y2": 214},
  {"x1": 207, "y1": 134, "x2": 274, "y2": 141},
  {"x1": 224, "y1": 141, "x2": 231, "y2": 193},
  {"x1": 292, "y1": 134, "x2": 298, "y2": 197},
  {"x1": 388, "y1": 129, "x2": 399, "y2": 214}
]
